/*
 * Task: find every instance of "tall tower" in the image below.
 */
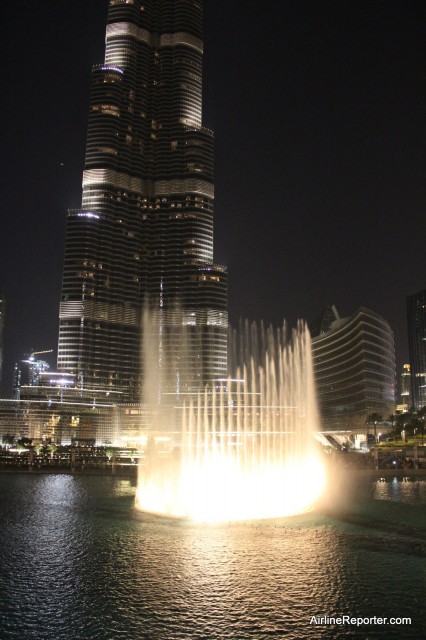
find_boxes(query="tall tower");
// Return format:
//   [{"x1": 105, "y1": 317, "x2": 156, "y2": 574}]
[
  {"x1": 58, "y1": 0, "x2": 227, "y2": 401},
  {"x1": 407, "y1": 289, "x2": 426, "y2": 409}
]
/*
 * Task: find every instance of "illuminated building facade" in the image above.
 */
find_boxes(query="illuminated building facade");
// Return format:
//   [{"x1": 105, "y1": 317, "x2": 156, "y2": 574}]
[
  {"x1": 407, "y1": 289, "x2": 426, "y2": 409},
  {"x1": 398, "y1": 363, "x2": 411, "y2": 410},
  {"x1": 13, "y1": 351, "x2": 52, "y2": 400},
  {"x1": 311, "y1": 306, "x2": 396, "y2": 432},
  {"x1": 58, "y1": 0, "x2": 227, "y2": 401},
  {"x1": 0, "y1": 397, "x2": 117, "y2": 446}
]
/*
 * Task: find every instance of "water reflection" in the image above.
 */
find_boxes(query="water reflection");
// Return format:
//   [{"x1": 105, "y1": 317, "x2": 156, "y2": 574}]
[
  {"x1": 374, "y1": 477, "x2": 426, "y2": 504},
  {"x1": 0, "y1": 475, "x2": 425, "y2": 639}
]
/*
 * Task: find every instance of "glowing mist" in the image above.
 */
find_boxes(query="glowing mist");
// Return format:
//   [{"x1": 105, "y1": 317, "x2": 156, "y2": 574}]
[{"x1": 136, "y1": 315, "x2": 326, "y2": 522}]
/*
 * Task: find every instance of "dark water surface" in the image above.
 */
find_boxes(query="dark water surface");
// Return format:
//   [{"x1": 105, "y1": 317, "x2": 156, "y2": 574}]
[{"x1": 0, "y1": 473, "x2": 425, "y2": 639}]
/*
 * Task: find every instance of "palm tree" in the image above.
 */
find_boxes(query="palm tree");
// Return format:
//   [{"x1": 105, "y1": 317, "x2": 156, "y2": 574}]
[
  {"x1": 48, "y1": 443, "x2": 57, "y2": 458},
  {"x1": 366, "y1": 413, "x2": 383, "y2": 443}
]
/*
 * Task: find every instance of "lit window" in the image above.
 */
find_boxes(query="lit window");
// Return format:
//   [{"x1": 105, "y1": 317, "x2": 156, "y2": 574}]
[
  {"x1": 91, "y1": 104, "x2": 120, "y2": 117},
  {"x1": 99, "y1": 146, "x2": 118, "y2": 155}
]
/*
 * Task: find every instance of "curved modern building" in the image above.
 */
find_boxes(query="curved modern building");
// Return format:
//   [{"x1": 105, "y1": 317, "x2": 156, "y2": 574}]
[
  {"x1": 58, "y1": 0, "x2": 227, "y2": 400},
  {"x1": 311, "y1": 306, "x2": 395, "y2": 432}
]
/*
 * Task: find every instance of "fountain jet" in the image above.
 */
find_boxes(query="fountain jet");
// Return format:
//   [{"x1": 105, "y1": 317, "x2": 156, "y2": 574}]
[{"x1": 136, "y1": 314, "x2": 325, "y2": 522}]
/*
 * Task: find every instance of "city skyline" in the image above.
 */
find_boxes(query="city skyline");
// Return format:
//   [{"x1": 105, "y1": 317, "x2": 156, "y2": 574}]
[{"x1": 1, "y1": 0, "x2": 425, "y2": 395}]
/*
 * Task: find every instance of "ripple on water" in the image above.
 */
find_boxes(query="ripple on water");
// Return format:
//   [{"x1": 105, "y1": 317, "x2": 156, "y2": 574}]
[{"x1": 0, "y1": 475, "x2": 425, "y2": 639}]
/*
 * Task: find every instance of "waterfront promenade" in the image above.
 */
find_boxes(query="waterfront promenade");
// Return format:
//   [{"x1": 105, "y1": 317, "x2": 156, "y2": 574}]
[
  {"x1": 1, "y1": 446, "x2": 426, "y2": 479},
  {"x1": 0, "y1": 446, "x2": 138, "y2": 476}
]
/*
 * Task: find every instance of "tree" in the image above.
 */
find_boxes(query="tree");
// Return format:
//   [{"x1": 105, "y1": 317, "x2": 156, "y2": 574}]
[
  {"x1": 48, "y1": 443, "x2": 57, "y2": 457},
  {"x1": 366, "y1": 413, "x2": 383, "y2": 442},
  {"x1": 390, "y1": 412, "x2": 408, "y2": 440},
  {"x1": 390, "y1": 407, "x2": 426, "y2": 444}
]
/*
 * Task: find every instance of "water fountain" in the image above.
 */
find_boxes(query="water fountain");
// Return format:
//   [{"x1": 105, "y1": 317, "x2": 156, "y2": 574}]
[{"x1": 136, "y1": 314, "x2": 326, "y2": 522}]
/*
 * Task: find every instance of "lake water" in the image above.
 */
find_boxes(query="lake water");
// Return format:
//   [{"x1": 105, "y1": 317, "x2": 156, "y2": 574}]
[{"x1": 0, "y1": 473, "x2": 425, "y2": 639}]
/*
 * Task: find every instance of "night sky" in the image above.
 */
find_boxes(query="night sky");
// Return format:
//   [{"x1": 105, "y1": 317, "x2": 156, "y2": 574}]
[{"x1": 1, "y1": 0, "x2": 425, "y2": 396}]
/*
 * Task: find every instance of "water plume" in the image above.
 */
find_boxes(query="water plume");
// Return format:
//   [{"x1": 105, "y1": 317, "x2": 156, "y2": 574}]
[{"x1": 136, "y1": 312, "x2": 325, "y2": 522}]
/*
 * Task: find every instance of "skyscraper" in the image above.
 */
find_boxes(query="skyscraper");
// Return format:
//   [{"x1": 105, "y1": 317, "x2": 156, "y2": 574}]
[
  {"x1": 13, "y1": 351, "x2": 52, "y2": 400},
  {"x1": 407, "y1": 289, "x2": 426, "y2": 409},
  {"x1": 58, "y1": 0, "x2": 227, "y2": 401},
  {"x1": 399, "y1": 363, "x2": 411, "y2": 409}
]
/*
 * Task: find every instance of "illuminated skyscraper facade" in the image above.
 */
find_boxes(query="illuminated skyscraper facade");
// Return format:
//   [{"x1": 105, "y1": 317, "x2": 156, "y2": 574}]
[
  {"x1": 58, "y1": 0, "x2": 227, "y2": 400},
  {"x1": 13, "y1": 352, "x2": 52, "y2": 400},
  {"x1": 407, "y1": 289, "x2": 426, "y2": 409},
  {"x1": 398, "y1": 363, "x2": 411, "y2": 409}
]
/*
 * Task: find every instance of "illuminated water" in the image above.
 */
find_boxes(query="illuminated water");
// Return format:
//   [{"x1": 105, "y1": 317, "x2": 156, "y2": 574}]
[
  {"x1": 137, "y1": 321, "x2": 325, "y2": 521},
  {"x1": 0, "y1": 473, "x2": 425, "y2": 639}
]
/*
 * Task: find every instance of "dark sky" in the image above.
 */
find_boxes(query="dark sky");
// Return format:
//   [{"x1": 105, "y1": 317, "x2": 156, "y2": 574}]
[{"x1": 1, "y1": 0, "x2": 425, "y2": 396}]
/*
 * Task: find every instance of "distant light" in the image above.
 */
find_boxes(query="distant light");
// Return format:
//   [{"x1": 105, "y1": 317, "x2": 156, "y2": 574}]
[
  {"x1": 100, "y1": 65, "x2": 124, "y2": 74},
  {"x1": 49, "y1": 378, "x2": 73, "y2": 386},
  {"x1": 77, "y1": 212, "x2": 100, "y2": 220}
]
